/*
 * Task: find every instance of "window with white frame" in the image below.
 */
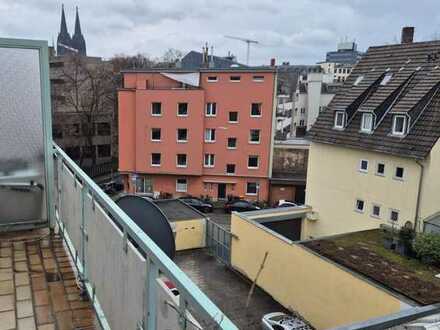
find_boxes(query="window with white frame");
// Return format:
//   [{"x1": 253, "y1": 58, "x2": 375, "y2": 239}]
[
  {"x1": 249, "y1": 129, "x2": 261, "y2": 143},
  {"x1": 207, "y1": 76, "x2": 218, "y2": 82},
  {"x1": 361, "y1": 113, "x2": 374, "y2": 132},
  {"x1": 204, "y1": 154, "x2": 215, "y2": 167},
  {"x1": 151, "y1": 102, "x2": 162, "y2": 116},
  {"x1": 253, "y1": 75, "x2": 264, "y2": 82},
  {"x1": 176, "y1": 154, "x2": 187, "y2": 167},
  {"x1": 177, "y1": 103, "x2": 188, "y2": 116},
  {"x1": 229, "y1": 111, "x2": 238, "y2": 123},
  {"x1": 359, "y1": 159, "x2": 369, "y2": 173},
  {"x1": 176, "y1": 178, "x2": 187, "y2": 192},
  {"x1": 371, "y1": 204, "x2": 381, "y2": 218},
  {"x1": 334, "y1": 111, "x2": 345, "y2": 129},
  {"x1": 204, "y1": 128, "x2": 216, "y2": 142},
  {"x1": 376, "y1": 163, "x2": 385, "y2": 176},
  {"x1": 395, "y1": 166, "x2": 404, "y2": 180},
  {"x1": 248, "y1": 155, "x2": 259, "y2": 169},
  {"x1": 246, "y1": 182, "x2": 258, "y2": 195},
  {"x1": 177, "y1": 128, "x2": 188, "y2": 142},
  {"x1": 206, "y1": 103, "x2": 217, "y2": 116},
  {"x1": 151, "y1": 128, "x2": 161, "y2": 141},
  {"x1": 151, "y1": 153, "x2": 161, "y2": 166},
  {"x1": 227, "y1": 137, "x2": 237, "y2": 149},
  {"x1": 392, "y1": 115, "x2": 407, "y2": 136},
  {"x1": 355, "y1": 199, "x2": 365, "y2": 212},
  {"x1": 251, "y1": 103, "x2": 262, "y2": 117},
  {"x1": 390, "y1": 209, "x2": 399, "y2": 222},
  {"x1": 230, "y1": 75, "x2": 241, "y2": 82},
  {"x1": 226, "y1": 164, "x2": 236, "y2": 174}
]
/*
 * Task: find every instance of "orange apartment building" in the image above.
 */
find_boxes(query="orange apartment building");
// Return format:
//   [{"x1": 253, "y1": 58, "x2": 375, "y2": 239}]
[{"x1": 118, "y1": 68, "x2": 277, "y2": 201}]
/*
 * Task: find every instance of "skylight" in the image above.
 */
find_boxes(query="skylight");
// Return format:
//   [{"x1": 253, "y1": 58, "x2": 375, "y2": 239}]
[
  {"x1": 353, "y1": 75, "x2": 364, "y2": 86},
  {"x1": 380, "y1": 73, "x2": 393, "y2": 86}
]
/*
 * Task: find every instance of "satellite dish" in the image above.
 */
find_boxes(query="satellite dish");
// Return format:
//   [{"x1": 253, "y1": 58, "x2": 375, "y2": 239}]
[{"x1": 116, "y1": 195, "x2": 176, "y2": 259}]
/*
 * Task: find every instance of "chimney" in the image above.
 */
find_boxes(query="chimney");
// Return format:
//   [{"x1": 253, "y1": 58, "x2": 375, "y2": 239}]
[
  {"x1": 209, "y1": 46, "x2": 215, "y2": 68},
  {"x1": 270, "y1": 58, "x2": 276, "y2": 67},
  {"x1": 401, "y1": 27, "x2": 414, "y2": 44}
]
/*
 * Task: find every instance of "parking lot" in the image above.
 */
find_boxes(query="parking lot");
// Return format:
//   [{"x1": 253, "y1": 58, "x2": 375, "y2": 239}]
[{"x1": 206, "y1": 209, "x2": 231, "y2": 231}]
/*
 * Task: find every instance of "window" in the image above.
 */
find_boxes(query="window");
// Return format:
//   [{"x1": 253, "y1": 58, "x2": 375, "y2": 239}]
[
  {"x1": 248, "y1": 155, "x2": 259, "y2": 169},
  {"x1": 334, "y1": 111, "x2": 345, "y2": 129},
  {"x1": 376, "y1": 163, "x2": 385, "y2": 176},
  {"x1": 229, "y1": 111, "x2": 238, "y2": 123},
  {"x1": 390, "y1": 209, "x2": 399, "y2": 222},
  {"x1": 151, "y1": 128, "x2": 161, "y2": 141},
  {"x1": 251, "y1": 103, "x2": 262, "y2": 117},
  {"x1": 359, "y1": 159, "x2": 368, "y2": 173},
  {"x1": 299, "y1": 120, "x2": 305, "y2": 126},
  {"x1": 176, "y1": 178, "x2": 187, "y2": 192},
  {"x1": 353, "y1": 75, "x2": 364, "y2": 86},
  {"x1": 151, "y1": 153, "x2": 161, "y2": 166},
  {"x1": 372, "y1": 204, "x2": 381, "y2": 218},
  {"x1": 177, "y1": 128, "x2": 188, "y2": 142},
  {"x1": 226, "y1": 164, "x2": 236, "y2": 174},
  {"x1": 392, "y1": 115, "x2": 406, "y2": 136},
  {"x1": 207, "y1": 76, "x2": 218, "y2": 82},
  {"x1": 204, "y1": 154, "x2": 215, "y2": 167},
  {"x1": 177, "y1": 103, "x2": 188, "y2": 116},
  {"x1": 253, "y1": 75, "x2": 264, "y2": 82},
  {"x1": 206, "y1": 103, "x2": 217, "y2": 116},
  {"x1": 380, "y1": 73, "x2": 393, "y2": 86},
  {"x1": 355, "y1": 199, "x2": 365, "y2": 213},
  {"x1": 151, "y1": 102, "x2": 162, "y2": 116},
  {"x1": 97, "y1": 145, "x2": 111, "y2": 158},
  {"x1": 228, "y1": 137, "x2": 237, "y2": 149},
  {"x1": 176, "y1": 154, "x2": 187, "y2": 167},
  {"x1": 395, "y1": 167, "x2": 404, "y2": 180},
  {"x1": 230, "y1": 76, "x2": 241, "y2": 82},
  {"x1": 361, "y1": 113, "x2": 374, "y2": 132},
  {"x1": 249, "y1": 129, "x2": 261, "y2": 143},
  {"x1": 204, "y1": 128, "x2": 216, "y2": 142},
  {"x1": 300, "y1": 108, "x2": 305, "y2": 114},
  {"x1": 246, "y1": 182, "x2": 258, "y2": 195},
  {"x1": 96, "y1": 122, "x2": 111, "y2": 136}
]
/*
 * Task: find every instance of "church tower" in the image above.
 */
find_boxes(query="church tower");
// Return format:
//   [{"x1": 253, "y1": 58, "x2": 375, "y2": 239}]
[
  {"x1": 56, "y1": 4, "x2": 72, "y2": 56},
  {"x1": 71, "y1": 6, "x2": 87, "y2": 56}
]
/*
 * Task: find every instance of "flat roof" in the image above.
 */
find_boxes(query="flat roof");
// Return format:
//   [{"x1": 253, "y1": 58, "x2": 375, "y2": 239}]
[
  {"x1": 154, "y1": 199, "x2": 205, "y2": 222},
  {"x1": 121, "y1": 67, "x2": 276, "y2": 73},
  {"x1": 302, "y1": 229, "x2": 440, "y2": 305}
]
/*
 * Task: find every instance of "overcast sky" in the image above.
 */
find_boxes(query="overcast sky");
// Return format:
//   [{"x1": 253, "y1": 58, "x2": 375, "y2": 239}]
[{"x1": 0, "y1": 0, "x2": 439, "y2": 65}]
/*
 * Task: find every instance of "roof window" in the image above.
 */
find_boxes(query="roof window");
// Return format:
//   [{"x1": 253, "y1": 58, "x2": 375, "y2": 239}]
[
  {"x1": 392, "y1": 115, "x2": 407, "y2": 136},
  {"x1": 361, "y1": 113, "x2": 374, "y2": 133},
  {"x1": 380, "y1": 73, "x2": 393, "y2": 86},
  {"x1": 353, "y1": 75, "x2": 364, "y2": 86},
  {"x1": 334, "y1": 111, "x2": 345, "y2": 129}
]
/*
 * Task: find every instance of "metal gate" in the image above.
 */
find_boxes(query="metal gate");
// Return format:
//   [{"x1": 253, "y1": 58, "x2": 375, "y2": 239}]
[{"x1": 206, "y1": 219, "x2": 231, "y2": 266}]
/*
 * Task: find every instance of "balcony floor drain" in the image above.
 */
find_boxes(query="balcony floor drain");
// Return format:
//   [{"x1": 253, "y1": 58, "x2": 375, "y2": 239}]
[{"x1": 46, "y1": 272, "x2": 61, "y2": 283}]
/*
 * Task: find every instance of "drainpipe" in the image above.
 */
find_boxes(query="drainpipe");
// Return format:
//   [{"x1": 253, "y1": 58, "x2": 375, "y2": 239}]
[{"x1": 415, "y1": 160, "x2": 425, "y2": 232}]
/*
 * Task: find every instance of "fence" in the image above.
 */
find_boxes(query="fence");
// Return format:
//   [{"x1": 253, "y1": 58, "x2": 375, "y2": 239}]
[{"x1": 206, "y1": 219, "x2": 232, "y2": 266}]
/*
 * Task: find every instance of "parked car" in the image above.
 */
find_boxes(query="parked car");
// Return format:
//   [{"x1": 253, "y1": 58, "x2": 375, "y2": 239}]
[
  {"x1": 275, "y1": 200, "x2": 298, "y2": 208},
  {"x1": 179, "y1": 197, "x2": 213, "y2": 213},
  {"x1": 224, "y1": 200, "x2": 261, "y2": 213},
  {"x1": 262, "y1": 312, "x2": 311, "y2": 330}
]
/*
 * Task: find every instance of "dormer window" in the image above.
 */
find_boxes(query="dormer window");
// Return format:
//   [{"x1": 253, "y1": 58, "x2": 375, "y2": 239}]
[
  {"x1": 334, "y1": 111, "x2": 345, "y2": 129},
  {"x1": 392, "y1": 115, "x2": 407, "y2": 136},
  {"x1": 361, "y1": 113, "x2": 374, "y2": 133}
]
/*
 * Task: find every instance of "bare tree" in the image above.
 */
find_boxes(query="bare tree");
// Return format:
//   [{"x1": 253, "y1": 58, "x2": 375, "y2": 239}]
[{"x1": 59, "y1": 55, "x2": 116, "y2": 166}]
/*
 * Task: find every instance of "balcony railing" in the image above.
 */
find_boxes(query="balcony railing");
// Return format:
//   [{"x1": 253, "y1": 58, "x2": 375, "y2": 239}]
[{"x1": 52, "y1": 143, "x2": 237, "y2": 330}]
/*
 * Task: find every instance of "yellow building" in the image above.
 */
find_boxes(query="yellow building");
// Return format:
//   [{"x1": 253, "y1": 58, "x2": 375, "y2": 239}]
[{"x1": 305, "y1": 37, "x2": 440, "y2": 238}]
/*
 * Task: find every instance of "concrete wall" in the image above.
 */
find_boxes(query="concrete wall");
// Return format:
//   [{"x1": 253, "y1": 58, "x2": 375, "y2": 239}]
[
  {"x1": 173, "y1": 218, "x2": 206, "y2": 251},
  {"x1": 304, "y1": 142, "x2": 421, "y2": 238},
  {"x1": 230, "y1": 213, "x2": 408, "y2": 329}
]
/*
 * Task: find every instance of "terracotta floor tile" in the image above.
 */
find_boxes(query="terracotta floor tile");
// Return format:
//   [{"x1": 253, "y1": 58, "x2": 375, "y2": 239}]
[
  {"x1": 14, "y1": 262, "x2": 28, "y2": 272},
  {"x1": 0, "y1": 270, "x2": 13, "y2": 282},
  {"x1": 0, "y1": 258, "x2": 12, "y2": 269},
  {"x1": 35, "y1": 305, "x2": 54, "y2": 325},
  {"x1": 17, "y1": 316, "x2": 36, "y2": 330},
  {"x1": 0, "y1": 295, "x2": 14, "y2": 312},
  {"x1": 56, "y1": 257, "x2": 70, "y2": 263},
  {"x1": 41, "y1": 250, "x2": 52, "y2": 259},
  {"x1": 0, "y1": 280, "x2": 13, "y2": 295},
  {"x1": 0, "y1": 310, "x2": 15, "y2": 330},
  {"x1": 16, "y1": 300, "x2": 34, "y2": 318},
  {"x1": 31, "y1": 276, "x2": 47, "y2": 291},
  {"x1": 69, "y1": 300, "x2": 91, "y2": 310},
  {"x1": 49, "y1": 284, "x2": 69, "y2": 313},
  {"x1": 55, "y1": 310, "x2": 73, "y2": 330},
  {"x1": 29, "y1": 265, "x2": 44, "y2": 274},
  {"x1": 64, "y1": 285, "x2": 79, "y2": 294},
  {"x1": 59, "y1": 267, "x2": 71, "y2": 275},
  {"x1": 63, "y1": 279, "x2": 76, "y2": 287},
  {"x1": 16, "y1": 286, "x2": 32, "y2": 301},
  {"x1": 0, "y1": 248, "x2": 11, "y2": 258},
  {"x1": 13, "y1": 242, "x2": 25, "y2": 251},
  {"x1": 66, "y1": 293, "x2": 79, "y2": 302},
  {"x1": 57, "y1": 261, "x2": 70, "y2": 268},
  {"x1": 43, "y1": 258, "x2": 56, "y2": 270},
  {"x1": 33, "y1": 290, "x2": 49, "y2": 306},
  {"x1": 15, "y1": 273, "x2": 30, "y2": 287},
  {"x1": 29, "y1": 255, "x2": 41, "y2": 266},
  {"x1": 37, "y1": 324, "x2": 55, "y2": 330},
  {"x1": 14, "y1": 251, "x2": 26, "y2": 262},
  {"x1": 61, "y1": 272, "x2": 75, "y2": 280}
]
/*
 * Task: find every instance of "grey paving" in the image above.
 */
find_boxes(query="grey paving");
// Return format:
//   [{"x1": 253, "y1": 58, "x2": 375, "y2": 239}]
[
  {"x1": 175, "y1": 249, "x2": 287, "y2": 329},
  {"x1": 206, "y1": 211, "x2": 231, "y2": 231}
]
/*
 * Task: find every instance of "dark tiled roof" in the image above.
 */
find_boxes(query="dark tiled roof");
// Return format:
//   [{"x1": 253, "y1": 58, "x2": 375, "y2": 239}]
[
  {"x1": 308, "y1": 40, "x2": 440, "y2": 159},
  {"x1": 180, "y1": 51, "x2": 247, "y2": 70}
]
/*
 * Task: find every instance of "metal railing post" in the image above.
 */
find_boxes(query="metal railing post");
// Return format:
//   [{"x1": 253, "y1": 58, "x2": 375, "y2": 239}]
[{"x1": 145, "y1": 257, "x2": 159, "y2": 330}]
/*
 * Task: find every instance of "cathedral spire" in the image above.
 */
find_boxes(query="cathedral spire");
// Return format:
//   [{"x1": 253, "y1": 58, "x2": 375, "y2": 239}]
[
  {"x1": 57, "y1": 4, "x2": 73, "y2": 56},
  {"x1": 74, "y1": 6, "x2": 82, "y2": 35},
  {"x1": 71, "y1": 6, "x2": 87, "y2": 56},
  {"x1": 60, "y1": 4, "x2": 68, "y2": 35}
]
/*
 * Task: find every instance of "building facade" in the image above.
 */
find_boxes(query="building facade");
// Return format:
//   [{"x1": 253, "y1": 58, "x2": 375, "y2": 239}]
[
  {"x1": 325, "y1": 41, "x2": 363, "y2": 65},
  {"x1": 118, "y1": 68, "x2": 276, "y2": 201},
  {"x1": 305, "y1": 30, "x2": 440, "y2": 238}
]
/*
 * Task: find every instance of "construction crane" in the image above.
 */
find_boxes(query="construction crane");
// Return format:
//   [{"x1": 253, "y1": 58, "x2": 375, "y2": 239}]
[{"x1": 225, "y1": 35, "x2": 259, "y2": 65}]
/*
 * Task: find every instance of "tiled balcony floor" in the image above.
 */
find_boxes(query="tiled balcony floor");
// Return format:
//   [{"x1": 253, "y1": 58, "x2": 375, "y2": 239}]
[{"x1": 0, "y1": 228, "x2": 99, "y2": 330}]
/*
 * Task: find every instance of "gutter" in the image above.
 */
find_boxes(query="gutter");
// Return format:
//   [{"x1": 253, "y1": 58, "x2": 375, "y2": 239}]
[{"x1": 415, "y1": 160, "x2": 425, "y2": 232}]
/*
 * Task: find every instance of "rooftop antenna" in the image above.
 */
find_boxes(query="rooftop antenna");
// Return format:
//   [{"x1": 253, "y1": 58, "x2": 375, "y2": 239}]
[{"x1": 224, "y1": 35, "x2": 259, "y2": 65}]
